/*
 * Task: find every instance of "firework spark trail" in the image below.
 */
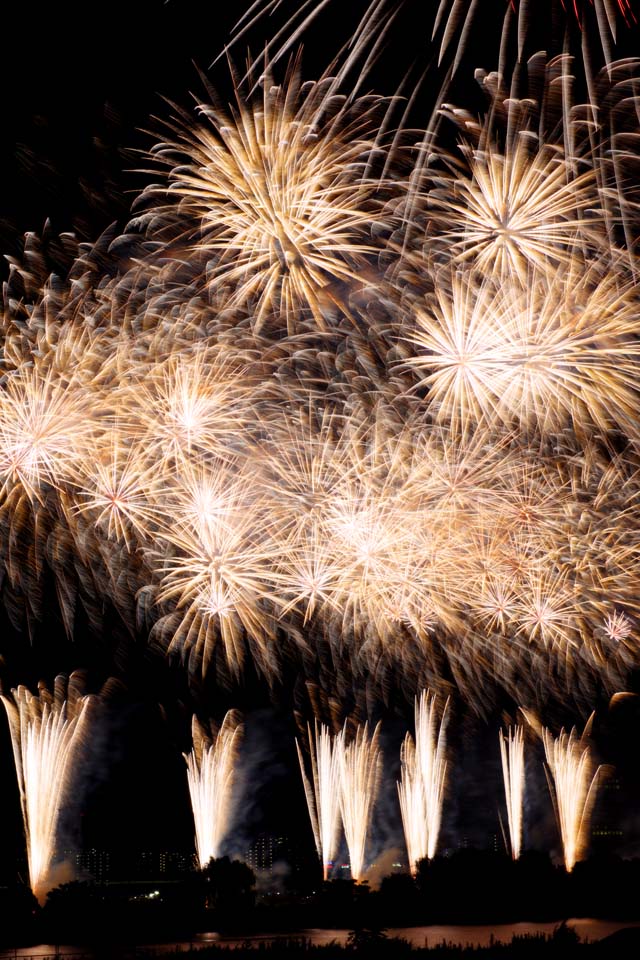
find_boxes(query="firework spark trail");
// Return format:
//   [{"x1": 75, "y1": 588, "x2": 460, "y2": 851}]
[
  {"x1": 542, "y1": 719, "x2": 601, "y2": 872},
  {"x1": 337, "y1": 722, "x2": 382, "y2": 882},
  {"x1": 499, "y1": 726, "x2": 525, "y2": 860},
  {"x1": 1, "y1": 675, "x2": 95, "y2": 903},
  {"x1": 184, "y1": 712, "x2": 243, "y2": 869},
  {"x1": 296, "y1": 722, "x2": 342, "y2": 880},
  {"x1": 229, "y1": 0, "x2": 637, "y2": 89}
]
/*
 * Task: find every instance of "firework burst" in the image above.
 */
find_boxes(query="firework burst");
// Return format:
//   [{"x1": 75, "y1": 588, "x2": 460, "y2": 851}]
[
  {"x1": 425, "y1": 139, "x2": 603, "y2": 281},
  {"x1": 137, "y1": 61, "x2": 394, "y2": 334},
  {"x1": 404, "y1": 261, "x2": 640, "y2": 439},
  {"x1": 0, "y1": 9, "x2": 639, "y2": 719}
]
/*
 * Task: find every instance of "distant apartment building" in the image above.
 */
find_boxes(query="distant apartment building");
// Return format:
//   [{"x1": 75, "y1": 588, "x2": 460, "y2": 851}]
[
  {"x1": 135, "y1": 849, "x2": 194, "y2": 878},
  {"x1": 244, "y1": 834, "x2": 315, "y2": 889},
  {"x1": 245, "y1": 834, "x2": 289, "y2": 876},
  {"x1": 591, "y1": 776, "x2": 624, "y2": 852},
  {"x1": 61, "y1": 847, "x2": 194, "y2": 882},
  {"x1": 78, "y1": 847, "x2": 111, "y2": 881}
]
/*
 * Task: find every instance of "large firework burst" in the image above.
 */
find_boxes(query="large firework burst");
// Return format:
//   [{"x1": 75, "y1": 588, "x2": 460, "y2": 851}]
[{"x1": 0, "y1": 6, "x2": 639, "y2": 719}]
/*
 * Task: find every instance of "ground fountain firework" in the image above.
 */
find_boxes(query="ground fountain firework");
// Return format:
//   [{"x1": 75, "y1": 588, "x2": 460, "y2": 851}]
[
  {"x1": 1, "y1": 674, "x2": 98, "y2": 902},
  {"x1": 398, "y1": 691, "x2": 449, "y2": 873},
  {"x1": 499, "y1": 726, "x2": 525, "y2": 860},
  {"x1": 542, "y1": 719, "x2": 602, "y2": 872},
  {"x1": 337, "y1": 722, "x2": 382, "y2": 882},
  {"x1": 296, "y1": 722, "x2": 342, "y2": 880},
  {"x1": 185, "y1": 712, "x2": 243, "y2": 870}
]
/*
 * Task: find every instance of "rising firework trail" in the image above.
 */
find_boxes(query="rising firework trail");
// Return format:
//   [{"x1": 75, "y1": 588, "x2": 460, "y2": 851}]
[
  {"x1": 1, "y1": 674, "x2": 95, "y2": 903},
  {"x1": 542, "y1": 718, "x2": 602, "y2": 872},
  {"x1": 337, "y1": 722, "x2": 382, "y2": 882},
  {"x1": 499, "y1": 725, "x2": 525, "y2": 860},
  {"x1": 296, "y1": 722, "x2": 342, "y2": 880},
  {"x1": 184, "y1": 712, "x2": 243, "y2": 869}
]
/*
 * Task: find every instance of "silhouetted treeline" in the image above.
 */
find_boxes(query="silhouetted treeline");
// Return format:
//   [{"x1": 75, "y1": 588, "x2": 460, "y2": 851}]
[
  {"x1": 3, "y1": 852, "x2": 640, "y2": 947},
  {"x1": 138, "y1": 923, "x2": 640, "y2": 959},
  {"x1": 382, "y1": 850, "x2": 640, "y2": 924},
  {"x1": 292, "y1": 852, "x2": 640, "y2": 928}
]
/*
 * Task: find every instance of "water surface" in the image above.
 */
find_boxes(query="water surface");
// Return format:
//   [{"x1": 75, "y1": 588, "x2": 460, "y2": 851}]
[{"x1": 5, "y1": 918, "x2": 640, "y2": 955}]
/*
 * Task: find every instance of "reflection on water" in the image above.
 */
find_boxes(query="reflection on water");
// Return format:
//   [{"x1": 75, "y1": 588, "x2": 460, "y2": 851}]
[{"x1": 4, "y1": 919, "x2": 640, "y2": 956}]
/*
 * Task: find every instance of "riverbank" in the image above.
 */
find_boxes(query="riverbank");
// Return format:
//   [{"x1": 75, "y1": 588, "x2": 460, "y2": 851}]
[{"x1": 4, "y1": 919, "x2": 640, "y2": 958}]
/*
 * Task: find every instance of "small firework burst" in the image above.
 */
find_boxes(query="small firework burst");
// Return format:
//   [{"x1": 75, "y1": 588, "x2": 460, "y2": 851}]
[{"x1": 603, "y1": 610, "x2": 633, "y2": 643}]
